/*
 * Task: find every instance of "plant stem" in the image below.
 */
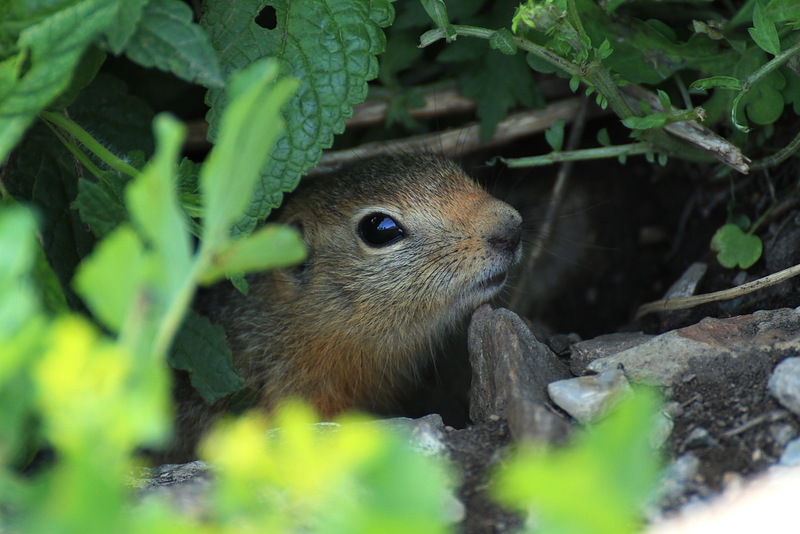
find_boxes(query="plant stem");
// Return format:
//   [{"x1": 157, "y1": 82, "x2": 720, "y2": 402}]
[
  {"x1": 749, "y1": 127, "x2": 800, "y2": 171},
  {"x1": 420, "y1": 25, "x2": 581, "y2": 77},
  {"x1": 496, "y1": 142, "x2": 652, "y2": 167},
  {"x1": 42, "y1": 120, "x2": 107, "y2": 180},
  {"x1": 39, "y1": 111, "x2": 140, "y2": 179},
  {"x1": 731, "y1": 40, "x2": 800, "y2": 131}
]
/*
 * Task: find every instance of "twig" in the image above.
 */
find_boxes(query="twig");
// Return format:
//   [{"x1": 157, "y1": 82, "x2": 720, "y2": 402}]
[
  {"x1": 620, "y1": 85, "x2": 750, "y2": 174},
  {"x1": 309, "y1": 97, "x2": 605, "y2": 175},
  {"x1": 347, "y1": 87, "x2": 475, "y2": 128},
  {"x1": 635, "y1": 262, "x2": 800, "y2": 319},
  {"x1": 508, "y1": 98, "x2": 590, "y2": 315}
]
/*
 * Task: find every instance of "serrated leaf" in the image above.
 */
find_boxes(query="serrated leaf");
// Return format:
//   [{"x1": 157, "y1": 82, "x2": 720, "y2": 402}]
[
  {"x1": 200, "y1": 223, "x2": 306, "y2": 284},
  {"x1": 68, "y1": 73, "x2": 155, "y2": 157},
  {"x1": 47, "y1": 45, "x2": 106, "y2": 111},
  {"x1": 458, "y1": 50, "x2": 540, "y2": 141},
  {"x1": 202, "y1": 0, "x2": 392, "y2": 235},
  {"x1": 711, "y1": 223, "x2": 763, "y2": 269},
  {"x1": 73, "y1": 225, "x2": 147, "y2": 333},
  {"x1": 4, "y1": 123, "x2": 95, "y2": 302},
  {"x1": 169, "y1": 310, "x2": 244, "y2": 404},
  {"x1": 200, "y1": 59, "x2": 297, "y2": 247},
  {"x1": 103, "y1": 0, "x2": 149, "y2": 54},
  {"x1": 489, "y1": 28, "x2": 517, "y2": 55},
  {"x1": 749, "y1": 2, "x2": 781, "y2": 56},
  {"x1": 0, "y1": 0, "x2": 118, "y2": 163},
  {"x1": 575, "y1": 0, "x2": 728, "y2": 85},
  {"x1": 76, "y1": 178, "x2": 127, "y2": 238},
  {"x1": 125, "y1": 0, "x2": 224, "y2": 89}
]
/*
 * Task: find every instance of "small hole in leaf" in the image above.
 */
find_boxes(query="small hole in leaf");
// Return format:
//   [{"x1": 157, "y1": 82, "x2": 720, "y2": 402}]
[{"x1": 255, "y1": 5, "x2": 277, "y2": 29}]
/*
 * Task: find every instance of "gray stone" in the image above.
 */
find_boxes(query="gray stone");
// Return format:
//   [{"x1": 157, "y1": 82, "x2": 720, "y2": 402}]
[
  {"x1": 588, "y1": 308, "x2": 800, "y2": 386},
  {"x1": 570, "y1": 332, "x2": 654, "y2": 375},
  {"x1": 468, "y1": 305, "x2": 571, "y2": 442},
  {"x1": 768, "y1": 356, "x2": 800, "y2": 417},
  {"x1": 547, "y1": 369, "x2": 632, "y2": 423},
  {"x1": 779, "y1": 436, "x2": 800, "y2": 466}
]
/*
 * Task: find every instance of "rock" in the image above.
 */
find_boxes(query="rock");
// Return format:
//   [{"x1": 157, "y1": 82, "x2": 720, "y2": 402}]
[
  {"x1": 587, "y1": 308, "x2": 800, "y2": 386},
  {"x1": 135, "y1": 461, "x2": 212, "y2": 517},
  {"x1": 468, "y1": 305, "x2": 572, "y2": 443},
  {"x1": 569, "y1": 332, "x2": 654, "y2": 375},
  {"x1": 547, "y1": 369, "x2": 632, "y2": 423},
  {"x1": 655, "y1": 453, "x2": 701, "y2": 506},
  {"x1": 779, "y1": 436, "x2": 800, "y2": 466},
  {"x1": 373, "y1": 414, "x2": 448, "y2": 456},
  {"x1": 768, "y1": 356, "x2": 800, "y2": 417}
]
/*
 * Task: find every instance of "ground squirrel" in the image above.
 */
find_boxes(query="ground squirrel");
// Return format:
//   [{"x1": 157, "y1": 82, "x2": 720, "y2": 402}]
[{"x1": 170, "y1": 153, "x2": 522, "y2": 460}]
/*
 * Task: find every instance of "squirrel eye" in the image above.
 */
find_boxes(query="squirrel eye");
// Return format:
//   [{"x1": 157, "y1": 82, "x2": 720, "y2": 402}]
[{"x1": 358, "y1": 213, "x2": 404, "y2": 247}]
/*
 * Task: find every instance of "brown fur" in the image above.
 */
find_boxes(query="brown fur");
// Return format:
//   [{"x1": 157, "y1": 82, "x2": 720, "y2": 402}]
[{"x1": 167, "y1": 153, "x2": 521, "y2": 461}]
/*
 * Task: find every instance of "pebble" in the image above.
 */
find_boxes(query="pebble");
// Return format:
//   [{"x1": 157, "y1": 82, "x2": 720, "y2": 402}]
[
  {"x1": 767, "y1": 356, "x2": 800, "y2": 417},
  {"x1": 779, "y1": 437, "x2": 800, "y2": 467},
  {"x1": 547, "y1": 369, "x2": 632, "y2": 423}
]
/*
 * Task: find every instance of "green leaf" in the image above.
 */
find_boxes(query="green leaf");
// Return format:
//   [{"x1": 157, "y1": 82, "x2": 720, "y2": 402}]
[
  {"x1": 493, "y1": 389, "x2": 663, "y2": 534},
  {"x1": 545, "y1": 119, "x2": 566, "y2": 151},
  {"x1": 73, "y1": 224, "x2": 147, "y2": 333},
  {"x1": 4, "y1": 123, "x2": 95, "y2": 302},
  {"x1": 125, "y1": 0, "x2": 225, "y2": 89},
  {"x1": 200, "y1": 59, "x2": 297, "y2": 247},
  {"x1": 749, "y1": 2, "x2": 781, "y2": 56},
  {"x1": 126, "y1": 115, "x2": 192, "y2": 297},
  {"x1": 46, "y1": 45, "x2": 106, "y2": 111},
  {"x1": 742, "y1": 70, "x2": 786, "y2": 125},
  {"x1": 597, "y1": 128, "x2": 611, "y2": 146},
  {"x1": 68, "y1": 73, "x2": 156, "y2": 157},
  {"x1": 765, "y1": 0, "x2": 800, "y2": 23},
  {"x1": 457, "y1": 48, "x2": 540, "y2": 141},
  {"x1": 622, "y1": 112, "x2": 670, "y2": 130},
  {"x1": 575, "y1": 0, "x2": 728, "y2": 85},
  {"x1": 421, "y1": 0, "x2": 457, "y2": 41},
  {"x1": 103, "y1": 0, "x2": 149, "y2": 54},
  {"x1": 200, "y1": 223, "x2": 306, "y2": 284},
  {"x1": 0, "y1": 0, "x2": 118, "y2": 163},
  {"x1": 656, "y1": 89, "x2": 672, "y2": 110},
  {"x1": 689, "y1": 76, "x2": 743, "y2": 92},
  {"x1": 711, "y1": 223, "x2": 763, "y2": 269},
  {"x1": 202, "y1": 0, "x2": 392, "y2": 235},
  {"x1": 76, "y1": 178, "x2": 128, "y2": 238},
  {"x1": 0, "y1": 205, "x2": 39, "y2": 338},
  {"x1": 169, "y1": 310, "x2": 244, "y2": 404},
  {"x1": 490, "y1": 28, "x2": 518, "y2": 55}
]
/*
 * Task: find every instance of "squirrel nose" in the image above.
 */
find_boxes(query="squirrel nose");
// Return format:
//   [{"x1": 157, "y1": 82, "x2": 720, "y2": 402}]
[
  {"x1": 488, "y1": 224, "x2": 522, "y2": 254},
  {"x1": 487, "y1": 204, "x2": 522, "y2": 254}
]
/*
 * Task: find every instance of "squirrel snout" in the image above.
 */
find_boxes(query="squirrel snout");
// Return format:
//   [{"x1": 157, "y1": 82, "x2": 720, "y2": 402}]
[
  {"x1": 486, "y1": 207, "x2": 523, "y2": 256},
  {"x1": 488, "y1": 224, "x2": 522, "y2": 254}
]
